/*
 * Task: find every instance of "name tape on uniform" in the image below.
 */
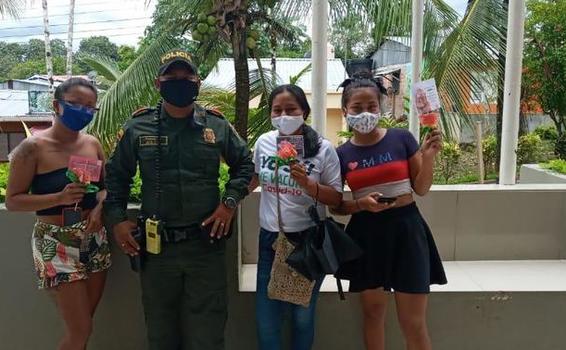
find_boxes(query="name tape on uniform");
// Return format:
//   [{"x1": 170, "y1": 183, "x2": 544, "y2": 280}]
[{"x1": 139, "y1": 136, "x2": 169, "y2": 147}]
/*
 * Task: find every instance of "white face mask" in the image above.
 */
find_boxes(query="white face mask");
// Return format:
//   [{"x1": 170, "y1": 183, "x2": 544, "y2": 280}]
[
  {"x1": 271, "y1": 115, "x2": 305, "y2": 135},
  {"x1": 346, "y1": 112, "x2": 381, "y2": 134}
]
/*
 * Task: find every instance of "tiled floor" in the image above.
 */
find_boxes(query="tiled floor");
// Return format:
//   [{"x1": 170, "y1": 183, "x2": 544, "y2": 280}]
[{"x1": 240, "y1": 260, "x2": 566, "y2": 293}]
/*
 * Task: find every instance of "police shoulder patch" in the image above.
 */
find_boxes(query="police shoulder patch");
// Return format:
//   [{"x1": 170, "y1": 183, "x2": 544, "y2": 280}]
[
  {"x1": 116, "y1": 128, "x2": 125, "y2": 142},
  {"x1": 131, "y1": 107, "x2": 155, "y2": 118},
  {"x1": 206, "y1": 108, "x2": 225, "y2": 119}
]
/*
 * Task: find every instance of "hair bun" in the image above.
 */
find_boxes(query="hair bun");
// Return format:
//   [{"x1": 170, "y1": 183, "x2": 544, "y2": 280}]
[
  {"x1": 338, "y1": 78, "x2": 354, "y2": 90},
  {"x1": 351, "y1": 71, "x2": 374, "y2": 80}
]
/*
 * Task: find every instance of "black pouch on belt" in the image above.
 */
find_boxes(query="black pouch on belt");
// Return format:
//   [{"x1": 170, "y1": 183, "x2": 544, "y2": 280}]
[{"x1": 129, "y1": 216, "x2": 146, "y2": 272}]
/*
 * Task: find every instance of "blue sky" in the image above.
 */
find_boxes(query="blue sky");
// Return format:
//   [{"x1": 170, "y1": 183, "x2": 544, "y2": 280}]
[{"x1": 0, "y1": 0, "x2": 468, "y2": 48}]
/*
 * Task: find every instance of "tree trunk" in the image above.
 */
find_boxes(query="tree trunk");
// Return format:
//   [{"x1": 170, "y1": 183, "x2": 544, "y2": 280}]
[
  {"x1": 66, "y1": 0, "x2": 75, "y2": 77},
  {"x1": 495, "y1": 0, "x2": 509, "y2": 175},
  {"x1": 268, "y1": 8, "x2": 276, "y2": 74},
  {"x1": 232, "y1": 11, "x2": 250, "y2": 140},
  {"x1": 270, "y1": 29, "x2": 277, "y2": 74},
  {"x1": 42, "y1": 0, "x2": 54, "y2": 93}
]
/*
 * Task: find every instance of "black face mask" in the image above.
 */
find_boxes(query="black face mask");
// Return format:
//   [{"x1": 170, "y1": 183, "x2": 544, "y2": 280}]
[{"x1": 159, "y1": 79, "x2": 199, "y2": 107}]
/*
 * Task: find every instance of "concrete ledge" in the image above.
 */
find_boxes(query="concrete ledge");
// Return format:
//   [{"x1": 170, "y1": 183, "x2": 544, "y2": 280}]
[
  {"x1": 241, "y1": 186, "x2": 566, "y2": 264},
  {"x1": 520, "y1": 164, "x2": 566, "y2": 184},
  {"x1": 240, "y1": 260, "x2": 566, "y2": 293}
]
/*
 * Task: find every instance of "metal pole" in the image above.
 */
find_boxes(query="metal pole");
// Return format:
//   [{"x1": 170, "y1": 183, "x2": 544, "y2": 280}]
[
  {"x1": 311, "y1": 0, "x2": 328, "y2": 137},
  {"x1": 499, "y1": 0, "x2": 525, "y2": 185},
  {"x1": 409, "y1": 0, "x2": 424, "y2": 139}
]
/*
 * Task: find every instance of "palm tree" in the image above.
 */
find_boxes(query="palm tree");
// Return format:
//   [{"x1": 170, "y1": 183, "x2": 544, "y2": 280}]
[
  {"x1": 90, "y1": 0, "x2": 507, "y2": 147},
  {"x1": 424, "y1": 0, "x2": 508, "y2": 137},
  {"x1": 66, "y1": 0, "x2": 76, "y2": 77},
  {"x1": 41, "y1": 0, "x2": 54, "y2": 93},
  {"x1": 84, "y1": 39, "x2": 281, "y2": 154},
  {"x1": 0, "y1": 0, "x2": 23, "y2": 18},
  {"x1": 87, "y1": 36, "x2": 179, "y2": 154}
]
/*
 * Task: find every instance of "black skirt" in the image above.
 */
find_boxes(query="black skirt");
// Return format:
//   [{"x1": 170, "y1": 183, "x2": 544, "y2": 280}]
[{"x1": 337, "y1": 202, "x2": 447, "y2": 294}]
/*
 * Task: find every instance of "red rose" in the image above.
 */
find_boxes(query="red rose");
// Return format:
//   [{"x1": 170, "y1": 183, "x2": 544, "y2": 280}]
[
  {"x1": 277, "y1": 141, "x2": 298, "y2": 160},
  {"x1": 419, "y1": 112, "x2": 439, "y2": 128},
  {"x1": 71, "y1": 168, "x2": 91, "y2": 184}
]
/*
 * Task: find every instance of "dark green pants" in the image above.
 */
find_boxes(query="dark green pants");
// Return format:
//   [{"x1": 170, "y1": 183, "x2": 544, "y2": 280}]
[{"x1": 140, "y1": 238, "x2": 227, "y2": 350}]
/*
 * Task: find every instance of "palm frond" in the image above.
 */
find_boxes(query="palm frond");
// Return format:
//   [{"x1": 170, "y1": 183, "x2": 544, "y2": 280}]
[
  {"x1": 290, "y1": 63, "x2": 312, "y2": 85},
  {"x1": 247, "y1": 11, "x2": 304, "y2": 44},
  {"x1": 198, "y1": 85, "x2": 237, "y2": 122},
  {"x1": 424, "y1": 0, "x2": 507, "y2": 138},
  {"x1": 272, "y1": 0, "x2": 312, "y2": 22},
  {"x1": 0, "y1": 0, "x2": 23, "y2": 19},
  {"x1": 80, "y1": 56, "x2": 122, "y2": 82},
  {"x1": 87, "y1": 36, "x2": 180, "y2": 154}
]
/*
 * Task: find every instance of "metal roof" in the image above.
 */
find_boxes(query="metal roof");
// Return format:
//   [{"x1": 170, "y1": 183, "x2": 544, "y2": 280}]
[
  {"x1": 0, "y1": 90, "x2": 29, "y2": 116},
  {"x1": 204, "y1": 58, "x2": 347, "y2": 92}
]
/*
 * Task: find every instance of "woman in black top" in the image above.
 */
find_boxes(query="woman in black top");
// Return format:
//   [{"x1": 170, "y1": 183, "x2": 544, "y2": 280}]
[{"x1": 6, "y1": 78, "x2": 110, "y2": 350}]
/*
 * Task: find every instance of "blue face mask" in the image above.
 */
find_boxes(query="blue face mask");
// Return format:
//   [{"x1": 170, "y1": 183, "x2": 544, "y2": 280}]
[{"x1": 58, "y1": 101, "x2": 96, "y2": 131}]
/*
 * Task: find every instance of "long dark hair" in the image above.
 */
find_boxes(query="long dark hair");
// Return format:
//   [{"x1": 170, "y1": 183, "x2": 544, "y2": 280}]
[
  {"x1": 268, "y1": 84, "x2": 321, "y2": 158},
  {"x1": 54, "y1": 77, "x2": 98, "y2": 101},
  {"x1": 339, "y1": 72, "x2": 386, "y2": 109}
]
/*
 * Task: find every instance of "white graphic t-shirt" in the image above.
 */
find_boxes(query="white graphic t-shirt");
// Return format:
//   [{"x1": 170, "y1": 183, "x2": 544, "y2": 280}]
[{"x1": 253, "y1": 130, "x2": 343, "y2": 233}]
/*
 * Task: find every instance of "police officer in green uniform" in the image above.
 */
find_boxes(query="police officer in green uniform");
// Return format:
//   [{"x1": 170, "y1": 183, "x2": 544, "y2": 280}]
[{"x1": 103, "y1": 49, "x2": 254, "y2": 350}]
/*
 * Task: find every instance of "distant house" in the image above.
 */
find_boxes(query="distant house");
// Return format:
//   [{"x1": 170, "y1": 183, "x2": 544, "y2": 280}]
[
  {"x1": 367, "y1": 37, "x2": 501, "y2": 117},
  {"x1": 0, "y1": 89, "x2": 52, "y2": 161},
  {"x1": 370, "y1": 37, "x2": 412, "y2": 69},
  {"x1": 204, "y1": 58, "x2": 348, "y2": 145},
  {"x1": 0, "y1": 78, "x2": 51, "y2": 92}
]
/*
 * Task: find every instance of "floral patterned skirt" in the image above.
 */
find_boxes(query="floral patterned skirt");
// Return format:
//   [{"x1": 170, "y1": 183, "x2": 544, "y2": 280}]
[{"x1": 31, "y1": 221, "x2": 112, "y2": 290}]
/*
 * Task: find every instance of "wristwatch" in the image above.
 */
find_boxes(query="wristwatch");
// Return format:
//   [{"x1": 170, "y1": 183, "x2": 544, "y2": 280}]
[{"x1": 223, "y1": 196, "x2": 238, "y2": 210}]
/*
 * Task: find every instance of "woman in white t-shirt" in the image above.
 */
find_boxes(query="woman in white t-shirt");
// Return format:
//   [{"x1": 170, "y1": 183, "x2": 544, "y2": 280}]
[{"x1": 249, "y1": 84, "x2": 343, "y2": 350}]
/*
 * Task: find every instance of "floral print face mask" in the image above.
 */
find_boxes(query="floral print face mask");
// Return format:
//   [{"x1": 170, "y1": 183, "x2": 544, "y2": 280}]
[{"x1": 346, "y1": 112, "x2": 381, "y2": 134}]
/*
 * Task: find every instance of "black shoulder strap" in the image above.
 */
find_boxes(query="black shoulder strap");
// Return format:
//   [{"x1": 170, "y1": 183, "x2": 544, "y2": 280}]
[{"x1": 154, "y1": 101, "x2": 163, "y2": 220}]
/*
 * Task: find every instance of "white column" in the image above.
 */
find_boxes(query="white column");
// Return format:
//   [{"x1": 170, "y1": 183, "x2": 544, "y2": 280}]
[
  {"x1": 499, "y1": 0, "x2": 526, "y2": 185},
  {"x1": 409, "y1": 0, "x2": 424, "y2": 139},
  {"x1": 311, "y1": 0, "x2": 328, "y2": 137}
]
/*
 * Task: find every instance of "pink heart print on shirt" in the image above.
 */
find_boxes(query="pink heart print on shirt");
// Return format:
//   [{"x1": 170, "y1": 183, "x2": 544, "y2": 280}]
[{"x1": 348, "y1": 162, "x2": 359, "y2": 171}]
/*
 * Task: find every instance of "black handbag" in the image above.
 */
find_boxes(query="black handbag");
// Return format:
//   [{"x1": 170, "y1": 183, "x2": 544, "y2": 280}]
[
  {"x1": 286, "y1": 197, "x2": 363, "y2": 299},
  {"x1": 285, "y1": 227, "x2": 325, "y2": 281}
]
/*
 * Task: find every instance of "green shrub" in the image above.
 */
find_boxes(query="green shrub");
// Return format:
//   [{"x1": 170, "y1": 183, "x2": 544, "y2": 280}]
[
  {"x1": 482, "y1": 135, "x2": 498, "y2": 174},
  {"x1": 436, "y1": 141, "x2": 462, "y2": 183},
  {"x1": 127, "y1": 163, "x2": 231, "y2": 203},
  {"x1": 218, "y1": 163, "x2": 229, "y2": 195},
  {"x1": 336, "y1": 130, "x2": 353, "y2": 139},
  {"x1": 0, "y1": 163, "x2": 8, "y2": 202},
  {"x1": 378, "y1": 117, "x2": 409, "y2": 129},
  {"x1": 534, "y1": 125, "x2": 558, "y2": 141},
  {"x1": 541, "y1": 159, "x2": 566, "y2": 175},
  {"x1": 0, "y1": 163, "x2": 231, "y2": 204},
  {"x1": 555, "y1": 133, "x2": 566, "y2": 159},
  {"x1": 517, "y1": 133, "x2": 545, "y2": 165},
  {"x1": 129, "y1": 169, "x2": 143, "y2": 203}
]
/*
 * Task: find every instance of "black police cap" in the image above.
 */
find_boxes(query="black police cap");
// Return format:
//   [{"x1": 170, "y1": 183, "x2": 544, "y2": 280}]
[{"x1": 158, "y1": 49, "x2": 198, "y2": 76}]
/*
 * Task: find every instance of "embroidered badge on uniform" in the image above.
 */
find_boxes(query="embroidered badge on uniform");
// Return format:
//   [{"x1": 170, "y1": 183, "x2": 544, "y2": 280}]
[
  {"x1": 203, "y1": 128, "x2": 216, "y2": 144},
  {"x1": 139, "y1": 136, "x2": 168, "y2": 147}
]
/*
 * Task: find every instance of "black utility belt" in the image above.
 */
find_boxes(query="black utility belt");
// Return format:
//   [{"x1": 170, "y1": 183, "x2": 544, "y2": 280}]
[{"x1": 162, "y1": 226, "x2": 202, "y2": 243}]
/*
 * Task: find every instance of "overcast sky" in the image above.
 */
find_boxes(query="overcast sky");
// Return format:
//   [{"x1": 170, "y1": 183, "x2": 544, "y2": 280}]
[{"x1": 0, "y1": 0, "x2": 468, "y2": 48}]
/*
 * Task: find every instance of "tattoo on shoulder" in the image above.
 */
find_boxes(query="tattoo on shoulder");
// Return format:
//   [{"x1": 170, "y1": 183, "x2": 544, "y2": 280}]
[{"x1": 9, "y1": 139, "x2": 37, "y2": 162}]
